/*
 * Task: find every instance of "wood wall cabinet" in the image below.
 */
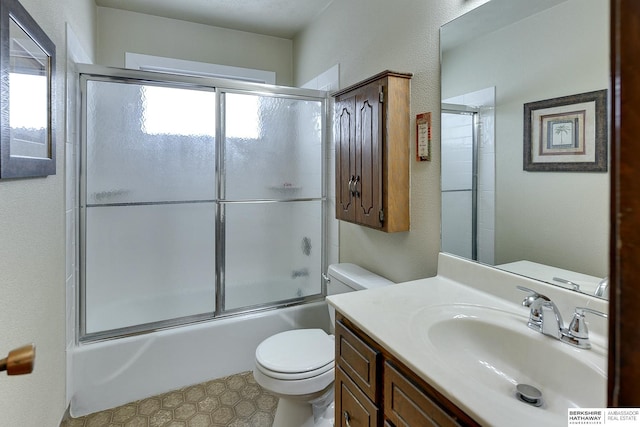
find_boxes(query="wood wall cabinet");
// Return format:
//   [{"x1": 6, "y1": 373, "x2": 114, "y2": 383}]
[
  {"x1": 335, "y1": 314, "x2": 480, "y2": 427},
  {"x1": 332, "y1": 71, "x2": 412, "y2": 232}
]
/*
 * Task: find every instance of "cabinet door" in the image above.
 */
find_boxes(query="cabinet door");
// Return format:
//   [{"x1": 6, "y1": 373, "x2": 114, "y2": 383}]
[
  {"x1": 355, "y1": 83, "x2": 383, "y2": 228},
  {"x1": 336, "y1": 366, "x2": 380, "y2": 427},
  {"x1": 384, "y1": 362, "x2": 463, "y2": 427},
  {"x1": 335, "y1": 96, "x2": 356, "y2": 222},
  {"x1": 336, "y1": 320, "x2": 380, "y2": 401}
]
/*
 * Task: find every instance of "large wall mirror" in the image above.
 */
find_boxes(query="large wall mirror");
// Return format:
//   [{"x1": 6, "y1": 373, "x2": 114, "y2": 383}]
[
  {"x1": 0, "y1": 0, "x2": 55, "y2": 179},
  {"x1": 440, "y1": 0, "x2": 609, "y2": 299}
]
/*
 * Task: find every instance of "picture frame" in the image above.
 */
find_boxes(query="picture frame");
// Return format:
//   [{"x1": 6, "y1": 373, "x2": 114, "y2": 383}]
[
  {"x1": 0, "y1": 0, "x2": 56, "y2": 179},
  {"x1": 523, "y1": 89, "x2": 607, "y2": 172}
]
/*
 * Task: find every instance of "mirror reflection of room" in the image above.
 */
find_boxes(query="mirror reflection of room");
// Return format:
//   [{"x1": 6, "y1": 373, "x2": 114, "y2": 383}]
[
  {"x1": 8, "y1": 17, "x2": 49, "y2": 159},
  {"x1": 440, "y1": 0, "x2": 609, "y2": 298}
]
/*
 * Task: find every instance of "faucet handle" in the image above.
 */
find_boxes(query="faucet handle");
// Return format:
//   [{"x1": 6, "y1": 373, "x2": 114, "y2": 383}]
[
  {"x1": 552, "y1": 277, "x2": 581, "y2": 291},
  {"x1": 516, "y1": 285, "x2": 550, "y2": 306},
  {"x1": 594, "y1": 277, "x2": 609, "y2": 298},
  {"x1": 516, "y1": 286, "x2": 550, "y2": 331},
  {"x1": 561, "y1": 307, "x2": 608, "y2": 349}
]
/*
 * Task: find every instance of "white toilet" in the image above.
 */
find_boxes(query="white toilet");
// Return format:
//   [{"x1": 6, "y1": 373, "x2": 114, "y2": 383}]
[{"x1": 253, "y1": 263, "x2": 393, "y2": 427}]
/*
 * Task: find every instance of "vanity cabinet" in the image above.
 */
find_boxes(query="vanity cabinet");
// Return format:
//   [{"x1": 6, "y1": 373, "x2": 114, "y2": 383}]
[
  {"x1": 332, "y1": 71, "x2": 412, "y2": 232},
  {"x1": 335, "y1": 314, "x2": 480, "y2": 427}
]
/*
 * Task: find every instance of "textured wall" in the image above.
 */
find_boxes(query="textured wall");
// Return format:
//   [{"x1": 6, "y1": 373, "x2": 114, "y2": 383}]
[
  {"x1": 0, "y1": 0, "x2": 96, "y2": 425},
  {"x1": 96, "y1": 7, "x2": 294, "y2": 86},
  {"x1": 293, "y1": 0, "x2": 489, "y2": 282}
]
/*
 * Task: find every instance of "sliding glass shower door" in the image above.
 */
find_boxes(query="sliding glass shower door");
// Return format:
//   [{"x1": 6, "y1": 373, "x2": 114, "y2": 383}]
[
  {"x1": 80, "y1": 68, "x2": 326, "y2": 341},
  {"x1": 222, "y1": 92, "x2": 323, "y2": 311},
  {"x1": 83, "y1": 78, "x2": 218, "y2": 335}
]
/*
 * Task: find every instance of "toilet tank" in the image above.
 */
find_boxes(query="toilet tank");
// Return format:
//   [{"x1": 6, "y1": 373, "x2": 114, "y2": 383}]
[
  {"x1": 327, "y1": 263, "x2": 394, "y2": 295},
  {"x1": 326, "y1": 263, "x2": 394, "y2": 330}
]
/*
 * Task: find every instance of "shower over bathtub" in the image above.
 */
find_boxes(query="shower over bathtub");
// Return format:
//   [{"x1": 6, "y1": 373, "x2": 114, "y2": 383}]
[{"x1": 71, "y1": 65, "x2": 328, "y2": 414}]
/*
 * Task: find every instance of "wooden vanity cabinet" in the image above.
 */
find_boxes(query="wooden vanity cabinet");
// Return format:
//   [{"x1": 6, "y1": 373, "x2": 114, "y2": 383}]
[
  {"x1": 332, "y1": 71, "x2": 412, "y2": 232},
  {"x1": 335, "y1": 314, "x2": 480, "y2": 427},
  {"x1": 335, "y1": 319, "x2": 382, "y2": 427}
]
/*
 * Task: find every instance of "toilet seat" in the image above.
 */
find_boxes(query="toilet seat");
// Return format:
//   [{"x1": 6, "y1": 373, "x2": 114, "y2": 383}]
[
  {"x1": 255, "y1": 329, "x2": 335, "y2": 379},
  {"x1": 255, "y1": 359, "x2": 333, "y2": 381}
]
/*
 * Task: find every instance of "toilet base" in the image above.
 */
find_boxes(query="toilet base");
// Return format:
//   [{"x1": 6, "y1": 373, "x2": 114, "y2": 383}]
[{"x1": 273, "y1": 393, "x2": 335, "y2": 427}]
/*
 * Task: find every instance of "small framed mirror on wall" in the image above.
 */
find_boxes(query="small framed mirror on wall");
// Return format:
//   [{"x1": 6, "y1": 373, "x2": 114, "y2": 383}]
[{"x1": 0, "y1": 0, "x2": 55, "y2": 179}]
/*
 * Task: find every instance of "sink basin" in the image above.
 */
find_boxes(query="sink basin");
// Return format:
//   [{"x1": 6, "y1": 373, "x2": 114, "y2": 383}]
[{"x1": 411, "y1": 304, "x2": 606, "y2": 414}]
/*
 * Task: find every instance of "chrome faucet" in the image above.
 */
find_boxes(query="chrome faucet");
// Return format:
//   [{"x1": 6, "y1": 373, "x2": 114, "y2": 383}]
[
  {"x1": 594, "y1": 277, "x2": 609, "y2": 298},
  {"x1": 552, "y1": 277, "x2": 581, "y2": 292},
  {"x1": 562, "y1": 307, "x2": 608, "y2": 349},
  {"x1": 516, "y1": 286, "x2": 607, "y2": 349},
  {"x1": 517, "y1": 286, "x2": 565, "y2": 339}
]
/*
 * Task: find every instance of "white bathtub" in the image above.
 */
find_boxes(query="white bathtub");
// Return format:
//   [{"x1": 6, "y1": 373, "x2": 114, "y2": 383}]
[{"x1": 70, "y1": 300, "x2": 329, "y2": 417}]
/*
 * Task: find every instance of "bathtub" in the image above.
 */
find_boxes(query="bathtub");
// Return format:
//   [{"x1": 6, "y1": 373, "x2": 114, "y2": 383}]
[{"x1": 70, "y1": 300, "x2": 329, "y2": 417}]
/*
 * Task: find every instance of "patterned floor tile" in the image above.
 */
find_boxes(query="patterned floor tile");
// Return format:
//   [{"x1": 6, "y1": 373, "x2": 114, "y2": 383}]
[{"x1": 60, "y1": 371, "x2": 278, "y2": 427}]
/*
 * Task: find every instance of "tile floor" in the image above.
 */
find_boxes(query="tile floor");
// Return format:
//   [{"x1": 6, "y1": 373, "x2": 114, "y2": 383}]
[{"x1": 60, "y1": 371, "x2": 278, "y2": 427}]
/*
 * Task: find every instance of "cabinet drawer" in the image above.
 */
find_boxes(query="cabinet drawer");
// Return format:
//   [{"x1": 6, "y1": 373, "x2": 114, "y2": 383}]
[
  {"x1": 336, "y1": 320, "x2": 380, "y2": 401},
  {"x1": 384, "y1": 362, "x2": 463, "y2": 427},
  {"x1": 336, "y1": 366, "x2": 380, "y2": 427}
]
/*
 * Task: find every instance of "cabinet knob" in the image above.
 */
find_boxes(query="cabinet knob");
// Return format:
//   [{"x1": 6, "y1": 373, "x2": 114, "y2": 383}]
[
  {"x1": 0, "y1": 344, "x2": 35, "y2": 376},
  {"x1": 343, "y1": 410, "x2": 352, "y2": 427}
]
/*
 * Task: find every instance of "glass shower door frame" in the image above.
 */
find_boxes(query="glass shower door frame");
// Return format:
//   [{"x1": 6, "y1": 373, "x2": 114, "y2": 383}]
[
  {"x1": 441, "y1": 106, "x2": 479, "y2": 261},
  {"x1": 78, "y1": 65, "x2": 328, "y2": 343}
]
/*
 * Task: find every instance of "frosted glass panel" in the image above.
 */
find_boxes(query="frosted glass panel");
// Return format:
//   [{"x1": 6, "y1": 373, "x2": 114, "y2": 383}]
[
  {"x1": 81, "y1": 71, "x2": 326, "y2": 341},
  {"x1": 86, "y1": 80, "x2": 216, "y2": 204},
  {"x1": 224, "y1": 201, "x2": 323, "y2": 310},
  {"x1": 441, "y1": 112, "x2": 473, "y2": 191},
  {"x1": 441, "y1": 191, "x2": 473, "y2": 259},
  {"x1": 224, "y1": 93, "x2": 322, "y2": 200},
  {"x1": 85, "y1": 203, "x2": 216, "y2": 333}
]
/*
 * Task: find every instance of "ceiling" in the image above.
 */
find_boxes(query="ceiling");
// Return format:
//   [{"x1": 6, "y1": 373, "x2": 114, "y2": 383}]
[
  {"x1": 95, "y1": 0, "x2": 334, "y2": 39},
  {"x1": 441, "y1": 0, "x2": 568, "y2": 52}
]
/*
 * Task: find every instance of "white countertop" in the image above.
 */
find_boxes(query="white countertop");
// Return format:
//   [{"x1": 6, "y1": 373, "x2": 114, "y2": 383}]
[
  {"x1": 327, "y1": 253, "x2": 608, "y2": 427},
  {"x1": 496, "y1": 260, "x2": 604, "y2": 296}
]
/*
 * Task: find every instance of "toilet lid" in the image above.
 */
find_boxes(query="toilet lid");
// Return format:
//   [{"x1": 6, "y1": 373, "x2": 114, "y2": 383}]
[{"x1": 256, "y1": 329, "x2": 334, "y2": 374}]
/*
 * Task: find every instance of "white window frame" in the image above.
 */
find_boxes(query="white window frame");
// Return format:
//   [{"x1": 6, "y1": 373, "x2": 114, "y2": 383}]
[{"x1": 124, "y1": 52, "x2": 276, "y2": 84}]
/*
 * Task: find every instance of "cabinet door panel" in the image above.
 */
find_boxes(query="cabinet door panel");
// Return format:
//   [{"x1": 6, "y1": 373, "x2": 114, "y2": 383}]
[
  {"x1": 384, "y1": 362, "x2": 461, "y2": 427},
  {"x1": 336, "y1": 320, "x2": 380, "y2": 401},
  {"x1": 355, "y1": 84, "x2": 383, "y2": 228},
  {"x1": 336, "y1": 366, "x2": 380, "y2": 427},
  {"x1": 335, "y1": 96, "x2": 356, "y2": 221}
]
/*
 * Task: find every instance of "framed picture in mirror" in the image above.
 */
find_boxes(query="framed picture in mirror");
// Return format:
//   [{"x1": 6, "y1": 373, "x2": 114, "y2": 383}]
[
  {"x1": 524, "y1": 90, "x2": 607, "y2": 172},
  {"x1": 0, "y1": 0, "x2": 55, "y2": 179}
]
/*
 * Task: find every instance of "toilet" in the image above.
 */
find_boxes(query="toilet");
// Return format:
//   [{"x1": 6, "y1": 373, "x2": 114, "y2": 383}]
[{"x1": 253, "y1": 263, "x2": 394, "y2": 427}]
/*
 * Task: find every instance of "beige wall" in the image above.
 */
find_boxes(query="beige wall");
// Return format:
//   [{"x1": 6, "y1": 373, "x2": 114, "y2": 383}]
[
  {"x1": 0, "y1": 0, "x2": 96, "y2": 425},
  {"x1": 0, "y1": 1, "x2": 515, "y2": 424},
  {"x1": 293, "y1": 0, "x2": 489, "y2": 283},
  {"x1": 96, "y1": 7, "x2": 294, "y2": 86}
]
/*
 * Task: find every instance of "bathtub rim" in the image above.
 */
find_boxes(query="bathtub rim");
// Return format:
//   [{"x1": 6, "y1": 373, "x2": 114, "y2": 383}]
[{"x1": 80, "y1": 293, "x2": 326, "y2": 344}]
